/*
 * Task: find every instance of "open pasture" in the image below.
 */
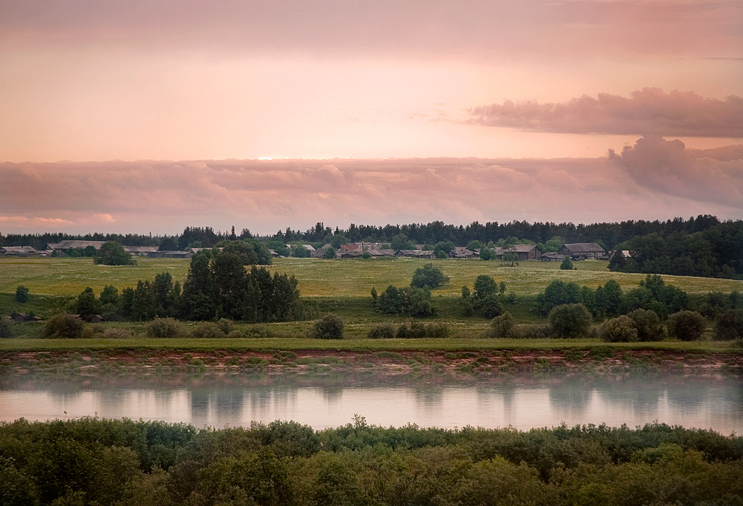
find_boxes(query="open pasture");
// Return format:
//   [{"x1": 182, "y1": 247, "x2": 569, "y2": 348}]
[{"x1": 1, "y1": 256, "x2": 742, "y2": 298}]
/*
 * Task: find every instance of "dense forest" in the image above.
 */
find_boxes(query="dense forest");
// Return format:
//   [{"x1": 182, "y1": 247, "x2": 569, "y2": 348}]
[
  {"x1": 1, "y1": 417, "x2": 742, "y2": 506},
  {"x1": 0, "y1": 215, "x2": 732, "y2": 250}
]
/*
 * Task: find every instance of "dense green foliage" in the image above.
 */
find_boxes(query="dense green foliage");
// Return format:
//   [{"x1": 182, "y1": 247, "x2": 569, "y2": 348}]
[
  {"x1": 0, "y1": 318, "x2": 13, "y2": 338},
  {"x1": 310, "y1": 314, "x2": 345, "y2": 339},
  {"x1": 487, "y1": 311, "x2": 518, "y2": 338},
  {"x1": 667, "y1": 311, "x2": 707, "y2": 341},
  {"x1": 609, "y1": 221, "x2": 743, "y2": 278},
  {"x1": 14, "y1": 285, "x2": 29, "y2": 303},
  {"x1": 715, "y1": 309, "x2": 743, "y2": 341},
  {"x1": 1, "y1": 418, "x2": 741, "y2": 506},
  {"x1": 549, "y1": 304, "x2": 593, "y2": 338},
  {"x1": 560, "y1": 256, "x2": 573, "y2": 270},
  {"x1": 410, "y1": 263, "x2": 449, "y2": 289},
  {"x1": 145, "y1": 318, "x2": 187, "y2": 339},
  {"x1": 42, "y1": 314, "x2": 84, "y2": 338},
  {"x1": 373, "y1": 285, "x2": 435, "y2": 317},
  {"x1": 598, "y1": 315, "x2": 639, "y2": 342},
  {"x1": 536, "y1": 275, "x2": 690, "y2": 318},
  {"x1": 94, "y1": 241, "x2": 136, "y2": 266}
]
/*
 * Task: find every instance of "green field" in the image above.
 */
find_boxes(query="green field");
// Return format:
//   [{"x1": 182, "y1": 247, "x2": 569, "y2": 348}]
[
  {"x1": 2, "y1": 257, "x2": 742, "y2": 347},
  {"x1": 2, "y1": 256, "x2": 742, "y2": 297}
]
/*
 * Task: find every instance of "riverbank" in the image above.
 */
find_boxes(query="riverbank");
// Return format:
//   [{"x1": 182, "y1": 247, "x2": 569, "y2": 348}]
[{"x1": 3, "y1": 347, "x2": 742, "y2": 378}]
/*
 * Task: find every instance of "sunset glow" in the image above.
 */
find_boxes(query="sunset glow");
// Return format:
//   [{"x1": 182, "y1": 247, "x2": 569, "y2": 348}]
[{"x1": 1, "y1": 0, "x2": 741, "y2": 234}]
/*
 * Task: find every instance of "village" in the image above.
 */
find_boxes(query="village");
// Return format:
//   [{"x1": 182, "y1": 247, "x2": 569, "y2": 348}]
[{"x1": 1, "y1": 239, "x2": 613, "y2": 262}]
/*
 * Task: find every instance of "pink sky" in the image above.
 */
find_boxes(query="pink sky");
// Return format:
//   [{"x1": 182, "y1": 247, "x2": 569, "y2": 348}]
[{"x1": 0, "y1": 0, "x2": 741, "y2": 234}]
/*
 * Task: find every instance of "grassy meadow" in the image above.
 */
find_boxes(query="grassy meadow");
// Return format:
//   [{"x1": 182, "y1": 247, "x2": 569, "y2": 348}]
[
  {"x1": 2, "y1": 256, "x2": 742, "y2": 351},
  {"x1": 2, "y1": 256, "x2": 742, "y2": 297}
]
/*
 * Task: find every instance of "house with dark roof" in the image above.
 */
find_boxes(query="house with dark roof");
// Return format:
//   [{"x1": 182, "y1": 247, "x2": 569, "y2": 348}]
[
  {"x1": 395, "y1": 250, "x2": 436, "y2": 259},
  {"x1": 541, "y1": 252, "x2": 567, "y2": 262},
  {"x1": 123, "y1": 246, "x2": 159, "y2": 256},
  {"x1": 449, "y1": 247, "x2": 477, "y2": 259},
  {"x1": 47, "y1": 240, "x2": 106, "y2": 252},
  {"x1": 311, "y1": 244, "x2": 334, "y2": 258},
  {"x1": 504, "y1": 244, "x2": 542, "y2": 261},
  {"x1": 559, "y1": 243, "x2": 607, "y2": 260},
  {"x1": 0, "y1": 246, "x2": 38, "y2": 256}
]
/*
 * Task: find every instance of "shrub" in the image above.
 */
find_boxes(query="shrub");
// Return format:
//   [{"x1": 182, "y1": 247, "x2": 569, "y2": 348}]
[
  {"x1": 215, "y1": 318, "x2": 233, "y2": 334},
  {"x1": 244, "y1": 325, "x2": 271, "y2": 338},
  {"x1": 425, "y1": 322, "x2": 450, "y2": 338},
  {"x1": 375, "y1": 285, "x2": 435, "y2": 317},
  {"x1": 43, "y1": 314, "x2": 84, "y2": 339},
  {"x1": 626, "y1": 309, "x2": 665, "y2": 341},
  {"x1": 410, "y1": 263, "x2": 449, "y2": 289},
  {"x1": 367, "y1": 324, "x2": 396, "y2": 339},
  {"x1": 81, "y1": 323, "x2": 105, "y2": 339},
  {"x1": 0, "y1": 319, "x2": 13, "y2": 338},
  {"x1": 227, "y1": 330, "x2": 243, "y2": 338},
  {"x1": 514, "y1": 323, "x2": 551, "y2": 339},
  {"x1": 191, "y1": 322, "x2": 225, "y2": 339},
  {"x1": 598, "y1": 315, "x2": 638, "y2": 342},
  {"x1": 476, "y1": 294, "x2": 503, "y2": 319},
  {"x1": 548, "y1": 303, "x2": 592, "y2": 339},
  {"x1": 104, "y1": 327, "x2": 133, "y2": 339},
  {"x1": 15, "y1": 285, "x2": 29, "y2": 303},
  {"x1": 488, "y1": 311, "x2": 517, "y2": 338},
  {"x1": 310, "y1": 314, "x2": 344, "y2": 339},
  {"x1": 668, "y1": 311, "x2": 707, "y2": 341},
  {"x1": 145, "y1": 318, "x2": 186, "y2": 339},
  {"x1": 714, "y1": 309, "x2": 743, "y2": 341},
  {"x1": 94, "y1": 241, "x2": 136, "y2": 266},
  {"x1": 396, "y1": 321, "x2": 449, "y2": 338},
  {"x1": 396, "y1": 321, "x2": 426, "y2": 339},
  {"x1": 560, "y1": 256, "x2": 574, "y2": 270},
  {"x1": 473, "y1": 275, "x2": 498, "y2": 300}
]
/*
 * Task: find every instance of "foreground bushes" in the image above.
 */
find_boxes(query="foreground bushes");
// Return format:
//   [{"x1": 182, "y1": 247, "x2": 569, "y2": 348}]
[{"x1": 0, "y1": 418, "x2": 741, "y2": 506}]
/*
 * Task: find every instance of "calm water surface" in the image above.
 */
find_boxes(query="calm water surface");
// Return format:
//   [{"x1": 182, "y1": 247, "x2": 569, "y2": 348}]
[{"x1": 1, "y1": 373, "x2": 741, "y2": 433}]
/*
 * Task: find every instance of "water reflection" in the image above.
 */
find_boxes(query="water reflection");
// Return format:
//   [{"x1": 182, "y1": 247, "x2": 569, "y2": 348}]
[{"x1": 1, "y1": 373, "x2": 741, "y2": 434}]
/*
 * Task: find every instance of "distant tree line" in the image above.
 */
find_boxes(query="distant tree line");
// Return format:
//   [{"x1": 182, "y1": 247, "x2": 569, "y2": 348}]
[
  {"x1": 1, "y1": 214, "x2": 731, "y2": 252},
  {"x1": 4, "y1": 216, "x2": 741, "y2": 278},
  {"x1": 609, "y1": 221, "x2": 743, "y2": 278}
]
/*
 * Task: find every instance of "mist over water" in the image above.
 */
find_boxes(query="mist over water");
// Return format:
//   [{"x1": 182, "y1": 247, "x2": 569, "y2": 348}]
[{"x1": 1, "y1": 373, "x2": 741, "y2": 434}]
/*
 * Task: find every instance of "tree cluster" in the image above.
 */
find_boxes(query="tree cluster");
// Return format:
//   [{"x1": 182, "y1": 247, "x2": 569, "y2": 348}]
[
  {"x1": 74, "y1": 249, "x2": 300, "y2": 322},
  {"x1": 1, "y1": 418, "x2": 742, "y2": 506},
  {"x1": 536, "y1": 275, "x2": 689, "y2": 318},
  {"x1": 180, "y1": 250, "x2": 300, "y2": 322},
  {"x1": 610, "y1": 221, "x2": 743, "y2": 278},
  {"x1": 372, "y1": 286, "x2": 435, "y2": 317},
  {"x1": 460, "y1": 275, "x2": 506, "y2": 318}
]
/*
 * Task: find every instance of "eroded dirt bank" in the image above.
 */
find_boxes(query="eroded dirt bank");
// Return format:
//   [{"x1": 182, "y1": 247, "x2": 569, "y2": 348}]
[{"x1": 2, "y1": 348, "x2": 742, "y2": 377}]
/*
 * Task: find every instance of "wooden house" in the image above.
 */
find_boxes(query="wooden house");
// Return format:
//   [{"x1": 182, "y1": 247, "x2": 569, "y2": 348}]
[{"x1": 559, "y1": 243, "x2": 607, "y2": 260}]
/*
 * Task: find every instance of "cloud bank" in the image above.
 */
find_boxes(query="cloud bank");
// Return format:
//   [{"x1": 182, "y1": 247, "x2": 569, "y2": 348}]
[
  {"x1": 469, "y1": 89, "x2": 743, "y2": 137},
  {"x1": 1, "y1": 140, "x2": 741, "y2": 234}
]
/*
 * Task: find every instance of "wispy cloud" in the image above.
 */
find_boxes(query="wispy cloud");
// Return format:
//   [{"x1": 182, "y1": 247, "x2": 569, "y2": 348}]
[
  {"x1": 1, "y1": 145, "x2": 741, "y2": 234},
  {"x1": 469, "y1": 89, "x2": 743, "y2": 138}
]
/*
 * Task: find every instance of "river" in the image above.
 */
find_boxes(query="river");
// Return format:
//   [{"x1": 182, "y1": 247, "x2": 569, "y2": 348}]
[{"x1": 1, "y1": 373, "x2": 741, "y2": 433}]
